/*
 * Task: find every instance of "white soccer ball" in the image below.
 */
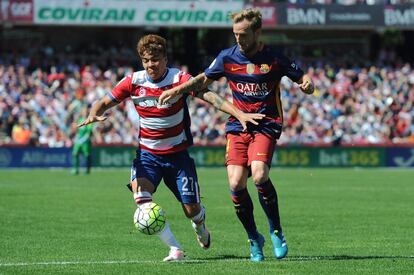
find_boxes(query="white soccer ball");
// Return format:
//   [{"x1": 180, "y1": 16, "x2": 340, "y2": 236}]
[{"x1": 133, "y1": 202, "x2": 166, "y2": 235}]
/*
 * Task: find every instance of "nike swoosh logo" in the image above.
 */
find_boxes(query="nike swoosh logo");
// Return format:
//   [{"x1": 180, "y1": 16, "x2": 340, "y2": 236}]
[
  {"x1": 257, "y1": 153, "x2": 267, "y2": 156},
  {"x1": 230, "y1": 67, "x2": 241, "y2": 72}
]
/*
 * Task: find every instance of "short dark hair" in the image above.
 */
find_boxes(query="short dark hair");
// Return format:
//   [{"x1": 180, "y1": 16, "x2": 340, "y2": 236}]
[
  {"x1": 137, "y1": 34, "x2": 167, "y2": 57},
  {"x1": 230, "y1": 8, "x2": 262, "y2": 31}
]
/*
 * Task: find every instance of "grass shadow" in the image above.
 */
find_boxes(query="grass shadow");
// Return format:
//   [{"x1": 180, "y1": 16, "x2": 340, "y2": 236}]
[{"x1": 189, "y1": 254, "x2": 414, "y2": 263}]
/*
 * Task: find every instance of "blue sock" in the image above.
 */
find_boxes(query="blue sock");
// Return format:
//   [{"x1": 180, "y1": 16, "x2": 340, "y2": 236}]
[{"x1": 231, "y1": 188, "x2": 259, "y2": 240}]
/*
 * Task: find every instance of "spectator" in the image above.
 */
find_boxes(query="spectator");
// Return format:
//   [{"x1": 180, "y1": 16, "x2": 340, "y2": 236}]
[{"x1": 0, "y1": 46, "x2": 413, "y2": 147}]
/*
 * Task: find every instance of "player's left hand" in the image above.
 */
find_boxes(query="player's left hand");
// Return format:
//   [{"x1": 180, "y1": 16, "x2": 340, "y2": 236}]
[
  {"x1": 158, "y1": 89, "x2": 179, "y2": 105},
  {"x1": 77, "y1": 116, "x2": 107, "y2": 127},
  {"x1": 238, "y1": 113, "x2": 265, "y2": 131},
  {"x1": 299, "y1": 75, "x2": 314, "y2": 95}
]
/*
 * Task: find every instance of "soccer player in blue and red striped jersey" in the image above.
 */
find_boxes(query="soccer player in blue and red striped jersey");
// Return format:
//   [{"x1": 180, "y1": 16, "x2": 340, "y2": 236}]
[
  {"x1": 159, "y1": 9, "x2": 314, "y2": 262},
  {"x1": 78, "y1": 34, "x2": 264, "y2": 262}
]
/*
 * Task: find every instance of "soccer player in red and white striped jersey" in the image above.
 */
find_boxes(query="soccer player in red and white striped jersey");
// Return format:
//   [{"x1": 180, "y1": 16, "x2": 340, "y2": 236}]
[{"x1": 78, "y1": 34, "x2": 264, "y2": 261}]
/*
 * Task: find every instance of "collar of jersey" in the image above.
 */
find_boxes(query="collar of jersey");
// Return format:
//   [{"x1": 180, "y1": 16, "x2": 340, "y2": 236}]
[{"x1": 145, "y1": 68, "x2": 169, "y2": 83}]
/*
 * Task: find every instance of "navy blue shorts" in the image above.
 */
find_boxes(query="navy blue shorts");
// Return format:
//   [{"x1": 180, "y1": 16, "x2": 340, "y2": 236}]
[{"x1": 130, "y1": 149, "x2": 200, "y2": 204}]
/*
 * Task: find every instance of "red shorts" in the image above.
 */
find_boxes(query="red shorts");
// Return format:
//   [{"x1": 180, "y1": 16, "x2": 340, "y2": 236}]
[{"x1": 225, "y1": 132, "x2": 276, "y2": 167}]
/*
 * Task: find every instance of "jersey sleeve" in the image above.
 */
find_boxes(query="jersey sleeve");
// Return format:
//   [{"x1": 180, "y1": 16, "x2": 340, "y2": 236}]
[
  {"x1": 109, "y1": 74, "x2": 133, "y2": 102},
  {"x1": 278, "y1": 54, "x2": 304, "y2": 83},
  {"x1": 204, "y1": 51, "x2": 225, "y2": 80}
]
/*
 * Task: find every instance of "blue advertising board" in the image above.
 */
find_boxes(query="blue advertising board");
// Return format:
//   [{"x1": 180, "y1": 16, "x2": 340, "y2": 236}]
[
  {"x1": 0, "y1": 147, "x2": 72, "y2": 168},
  {"x1": 1, "y1": 146, "x2": 414, "y2": 168},
  {"x1": 385, "y1": 148, "x2": 414, "y2": 167}
]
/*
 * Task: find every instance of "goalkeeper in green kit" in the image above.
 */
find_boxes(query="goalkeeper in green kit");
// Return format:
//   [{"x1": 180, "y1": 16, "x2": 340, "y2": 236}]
[{"x1": 72, "y1": 107, "x2": 93, "y2": 175}]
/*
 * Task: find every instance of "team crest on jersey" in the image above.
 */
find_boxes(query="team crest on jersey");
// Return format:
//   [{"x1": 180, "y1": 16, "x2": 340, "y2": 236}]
[
  {"x1": 260, "y1": 64, "x2": 270, "y2": 74},
  {"x1": 138, "y1": 87, "x2": 146, "y2": 97},
  {"x1": 246, "y1": 63, "x2": 255, "y2": 74}
]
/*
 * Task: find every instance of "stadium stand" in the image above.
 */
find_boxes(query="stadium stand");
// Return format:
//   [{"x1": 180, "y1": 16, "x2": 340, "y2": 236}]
[{"x1": 1, "y1": 46, "x2": 413, "y2": 147}]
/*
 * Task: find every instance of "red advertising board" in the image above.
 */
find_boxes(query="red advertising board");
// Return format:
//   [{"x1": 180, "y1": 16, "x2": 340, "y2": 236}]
[
  {"x1": 246, "y1": 3, "x2": 277, "y2": 28},
  {"x1": 8, "y1": 0, "x2": 33, "y2": 23}
]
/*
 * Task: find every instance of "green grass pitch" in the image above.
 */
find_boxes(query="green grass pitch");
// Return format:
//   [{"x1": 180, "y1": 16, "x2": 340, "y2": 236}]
[{"x1": 1, "y1": 168, "x2": 413, "y2": 274}]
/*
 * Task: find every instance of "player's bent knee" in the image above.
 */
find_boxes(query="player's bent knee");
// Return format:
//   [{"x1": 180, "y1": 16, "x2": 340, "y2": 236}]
[
  {"x1": 136, "y1": 178, "x2": 155, "y2": 193},
  {"x1": 182, "y1": 203, "x2": 201, "y2": 218},
  {"x1": 252, "y1": 173, "x2": 268, "y2": 185},
  {"x1": 228, "y1": 180, "x2": 247, "y2": 192}
]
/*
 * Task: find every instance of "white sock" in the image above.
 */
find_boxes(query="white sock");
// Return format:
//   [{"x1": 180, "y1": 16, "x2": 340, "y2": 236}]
[
  {"x1": 158, "y1": 222, "x2": 181, "y2": 251},
  {"x1": 133, "y1": 191, "x2": 152, "y2": 205},
  {"x1": 191, "y1": 205, "x2": 205, "y2": 225}
]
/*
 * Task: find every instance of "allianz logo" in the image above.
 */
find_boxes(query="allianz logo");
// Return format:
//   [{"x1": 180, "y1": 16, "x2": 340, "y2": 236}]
[{"x1": 0, "y1": 149, "x2": 12, "y2": 167}]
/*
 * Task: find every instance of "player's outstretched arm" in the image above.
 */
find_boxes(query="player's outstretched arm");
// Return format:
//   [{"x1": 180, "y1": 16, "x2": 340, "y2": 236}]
[
  {"x1": 158, "y1": 73, "x2": 213, "y2": 105},
  {"x1": 297, "y1": 74, "x2": 314, "y2": 95},
  {"x1": 77, "y1": 95, "x2": 119, "y2": 127},
  {"x1": 196, "y1": 90, "x2": 265, "y2": 131}
]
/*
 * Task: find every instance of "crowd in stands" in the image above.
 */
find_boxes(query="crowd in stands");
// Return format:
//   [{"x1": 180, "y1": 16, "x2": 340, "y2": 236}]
[{"x1": 0, "y1": 47, "x2": 413, "y2": 147}]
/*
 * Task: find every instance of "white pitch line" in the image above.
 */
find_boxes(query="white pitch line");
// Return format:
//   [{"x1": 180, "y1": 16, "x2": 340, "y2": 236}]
[
  {"x1": 0, "y1": 259, "x2": 248, "y2": 267},
  {"x1": 2, "y1": 256, "x2": 413, "y2": 267}
]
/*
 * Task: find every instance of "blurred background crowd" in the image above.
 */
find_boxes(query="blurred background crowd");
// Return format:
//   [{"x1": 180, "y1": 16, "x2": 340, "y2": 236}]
[{"x1": 1, "y1": 45, "x2": 413, "y2": 147}]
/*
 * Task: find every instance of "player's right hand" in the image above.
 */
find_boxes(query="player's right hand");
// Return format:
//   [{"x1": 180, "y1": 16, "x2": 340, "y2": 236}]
[
  {"x1": 239, "y1": 112, "x2": 265, "y2": 131},
  {"x1": 77, "y1": 116, "x2": 107, "y2": 127}
]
